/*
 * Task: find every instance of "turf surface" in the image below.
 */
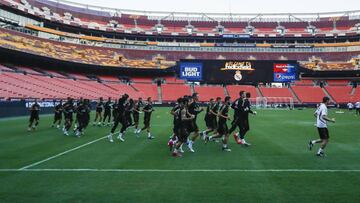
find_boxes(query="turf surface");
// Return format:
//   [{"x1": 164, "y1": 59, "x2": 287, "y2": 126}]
[{"x1": 0, "y1": 108, "x2": 359, "y2": 203}]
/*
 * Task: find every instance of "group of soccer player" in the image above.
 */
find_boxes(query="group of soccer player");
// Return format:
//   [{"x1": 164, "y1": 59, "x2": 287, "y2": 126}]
[
  {"x1": 28, "y1": 95, "x2": 154, "y2": 139},
  {"x1": 106, "y1": 94, "x2": 155, "y2": 142},
  {"x1": 27, "y1": 90, "x2": 337, "y2": 158},
  {"x1": 168, "y1": 91, "x2": 257, "y2": 157},
  {"x1": 51, "y1": 97, "x2": 92, "y2": 137}
]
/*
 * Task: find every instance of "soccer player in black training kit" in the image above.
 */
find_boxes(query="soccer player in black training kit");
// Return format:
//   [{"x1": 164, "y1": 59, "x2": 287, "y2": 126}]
[
  {"x1": 202, "y1": 97, "x2": 221, "y2": 140},
  {"x1": 236, "y1": 92, "x2": 257, "y2": 145},
  {"x1": 133, "y1": 97, "x2": 143, "y2": 134},
  {"x1": 201, "y1": 98, "x2": 215, "y2": 139},
  {"x1": 168, "y1": 97, "x2": 184, "y2": 152},
  {"x1": 228, "y1": 91, "x2": 245, "y2": 144},
  {"x1": 103, "y1": 97, "x2": 112, "y2": 126},
  {"x1": 52, "y1": 100, "x2": 63, "y2": 129},
  {"x1": 112, "y1": 99, "x2": 118, "y2": 125},
  {"x1": 62, "y1": 97, "x2": 74, "y2": 136},
  {"x1": 108, "y1": 94, "x2": 129, "y2": 142},
  {"x1": 74, "y1": 99, "x2": 91, "y2": 137},
  {"x1": 205, "y1": 96, "x2": 232, "y2": 151},
  {"x1": 125, "y1": 98, "x2": 134, "y2": 128},
  {"x1": 172, "y1": 97, "x2": 195, "y2": 157},
  {"x1": 137, "y1": 97, "x2": 155, "y2": 139},
  {"x1": 28, "y1": 99, "x2": 40, "y2": 131},
  {"x1": 228, "y1": 91, "x2": 256, "y2": 145},
  {"x1": 93, "y1": 97, "x2": 104, "y2": 126},
  {"x1": 74, "y1": 97, "x2": 83, "y2": 131},
  {"x1": 186, "y1": 93, "x2": 204, "y2": 153}
]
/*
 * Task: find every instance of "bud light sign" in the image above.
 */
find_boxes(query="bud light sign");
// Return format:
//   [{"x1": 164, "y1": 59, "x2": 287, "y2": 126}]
[
  {"x1": 273, "y1": 63, "x2": 297, "y2": 82},
  {"x1": 180, "y1": 62, "x2": 203, "y2": 81}
]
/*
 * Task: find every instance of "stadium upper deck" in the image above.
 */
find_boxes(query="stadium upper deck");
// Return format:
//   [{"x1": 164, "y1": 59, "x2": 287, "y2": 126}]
[
  {"x1": 0, "y1": 0, "x2": 359, "y2": 70},
  {"x1": 1, "y1": 0, "x2": 360, "y2": 38}
]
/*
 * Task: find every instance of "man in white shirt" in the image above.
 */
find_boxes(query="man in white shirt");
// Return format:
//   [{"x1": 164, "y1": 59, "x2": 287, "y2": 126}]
[
  {"x1": 347, "y1": 102, "x2": 354, "y2": 111},
  {"x1": 308, "y1": 97, "x2": 336, "y2": 157},
  {"x1": 355, "y1": 101, "x2": 360, "y2": 115}
]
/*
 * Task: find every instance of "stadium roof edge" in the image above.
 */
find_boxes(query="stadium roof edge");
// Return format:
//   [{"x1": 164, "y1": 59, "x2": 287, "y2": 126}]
[{"x1": 41, "y1": 0, "x2": 360, "y2": 20}]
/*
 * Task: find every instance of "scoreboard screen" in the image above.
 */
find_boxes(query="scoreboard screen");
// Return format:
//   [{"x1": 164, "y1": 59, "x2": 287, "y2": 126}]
[{"x1": 178, "y1": 60, "x2": 299, "y2": 83}]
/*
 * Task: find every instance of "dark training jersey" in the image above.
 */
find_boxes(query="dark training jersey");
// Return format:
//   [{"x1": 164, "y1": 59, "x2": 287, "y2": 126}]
[
  {"x1": 234, "y1": 98, "x2": 247, "y2": 116},
  {"x1": 63, "y1": 101, "x2": 74, "y2": 114},
  {"x1": 96, "y1": 101, "x2": 104, "y2": 112},
  {"x1": 242, "y1": 99, "x2": 254, "y2": 119},
  {"x1": 54, "y1": 103, "x2": 63, "y2": 114},
  {"x1": 76, "y1": 103, "x2": 88, "y2": 117},
  {"x1": 125, "y1": 102, "x2": 134, "y2": 116},
  {"x1": 210, "y1": 102, "x2": 220, "y2": 118},
  {"x1": 113, "y1": 103, "x2": 119, "y2": 115},
  {"x1": 218, "y1": 103, "x2": 230, "y2": 123},
  {"x1": 133, "y1": 101, "x2": 143, "y2": 115},
  {"x1": 188, "y1": 101, "x2": 202, "y2": 121},
  {"x1": 117, "y1": 98, "x2": 126, "y2": 117},
  {"x1": 104, "y1": 101, "x2": 112, "y2": 112},
  {"x1": 143, "y1": 103, "x2": 153, "y2": 119},
  {"x1": 30, "y1": 103, "x2": 40, "y2": 115},
  {"x1": 172, "y1": 104, "x2": 180, "y2": 124}
]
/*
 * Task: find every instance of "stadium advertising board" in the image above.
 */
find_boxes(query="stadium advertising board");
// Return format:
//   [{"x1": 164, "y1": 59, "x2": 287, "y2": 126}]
[
  {"x1": 273, "y1": 63, "x2": 297, "y2": 82},
  {"x1": 179, "y1": 62, "x2": 203, "y2": 81},
  {"x1": 179, "y1": 60, "x2": 298, "y2": 83}
]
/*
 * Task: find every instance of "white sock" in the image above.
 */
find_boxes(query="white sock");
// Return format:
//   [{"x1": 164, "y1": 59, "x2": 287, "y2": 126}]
[
  {"x1": 148, "y1": 132, "x2": 151, "y2": 137},
  {"x1": 317, "y1": 148, "x2": 323, "y2": 154},
  {"x1": 223, "y1": 144, "x2": 227, "y2": 148},
  {"x1": 311, "y1": 140, "x2": 316, "y2": 144}
]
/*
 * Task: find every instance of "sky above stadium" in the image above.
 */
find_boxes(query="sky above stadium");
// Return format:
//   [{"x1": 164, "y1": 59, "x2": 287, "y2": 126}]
[{"x1": 73, "y1": 0, "x2": 358, "y2": 13}]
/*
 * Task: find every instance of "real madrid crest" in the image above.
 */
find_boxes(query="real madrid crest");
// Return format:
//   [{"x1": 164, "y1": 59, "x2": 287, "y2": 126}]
[{"x1": 234, "y1": 70, "x2": 242, "y2": 81}]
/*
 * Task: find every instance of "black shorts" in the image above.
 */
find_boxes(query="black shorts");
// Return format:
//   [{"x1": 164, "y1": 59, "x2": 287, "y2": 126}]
[
  {"x1": 54, "y1": 113, "x2": 62, "y2": 120},
  {"x1": 112, "y1": 112, "x2": 118, "y2": 120},
  {"x1": 176, "y1": 127, "x2": 189, "y2": 143},
  {"x1": 133, "y1": 113, "x2": 139, "y2": 123},
  {"x1": 29, "y1": 113, "x2": 39, "y2": 122},
  {"x1": 188, "y1": 120, "x2": 199, "y2": 133},
  {"x1": 242, "y1": 118, "x2": 250, "y2": 131},
  {"x1": 206, "y1": 117, "x2": 217, "y2": 129},
  {"x1": 64, "y1": 113, "x2": 73, "y2": 122},
  {"x1": 144, "y1": 117, "x2": 151, "y2": 127},
  {"x1": 217, "y1": 121, "x2": 228, "y2": 135},
  {"x1": 96, "y1": 108, "x2": 103, "y2": 113},
  {"x1": 205, "y1": 117, "x2": 211, "y2": 128},
  {"x1": 317, "y1": 128, "x2": 329, "y2": 140}
]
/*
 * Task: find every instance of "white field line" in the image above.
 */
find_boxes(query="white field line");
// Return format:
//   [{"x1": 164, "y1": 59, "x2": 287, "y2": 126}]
[
  {"x1": 19, "y1": 135, "x2": 110, "y2": 170},
  {"x1": 1, "y1": 168, "x2": 360, "y2": 173}
]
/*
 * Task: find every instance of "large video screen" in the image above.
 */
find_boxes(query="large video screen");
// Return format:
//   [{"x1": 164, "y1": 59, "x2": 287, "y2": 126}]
[{"x1": 178, "y1": 59, "x2": 299, "y2": 83}]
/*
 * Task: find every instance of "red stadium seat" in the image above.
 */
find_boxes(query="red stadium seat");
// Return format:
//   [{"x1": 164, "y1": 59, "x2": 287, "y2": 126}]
[
  {"x1": 194, "y1": 86, "x2": 226, "y2": 102},
  {"x1": 161, "y1": 84, "x2": 191, "y2": 102},
  {"x1": 291, "y1": 86, "x2": 326, "y2": 103}
]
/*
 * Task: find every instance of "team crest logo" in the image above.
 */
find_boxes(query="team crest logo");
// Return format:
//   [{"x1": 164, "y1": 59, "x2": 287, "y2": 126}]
[{"x1": 234, "y1": 71, "x2": 242, "y2": 81}]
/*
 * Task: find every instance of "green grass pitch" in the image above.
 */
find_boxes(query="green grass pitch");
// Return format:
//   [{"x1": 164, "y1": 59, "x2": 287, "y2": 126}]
[{"x1": 0, "y1": 107, "x2": 359, "y2": 203}]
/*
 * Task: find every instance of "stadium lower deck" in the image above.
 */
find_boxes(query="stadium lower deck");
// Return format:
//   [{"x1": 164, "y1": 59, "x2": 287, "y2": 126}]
[{"x1": 1, "y1": 65, "x2": 360, "y2": 104}]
